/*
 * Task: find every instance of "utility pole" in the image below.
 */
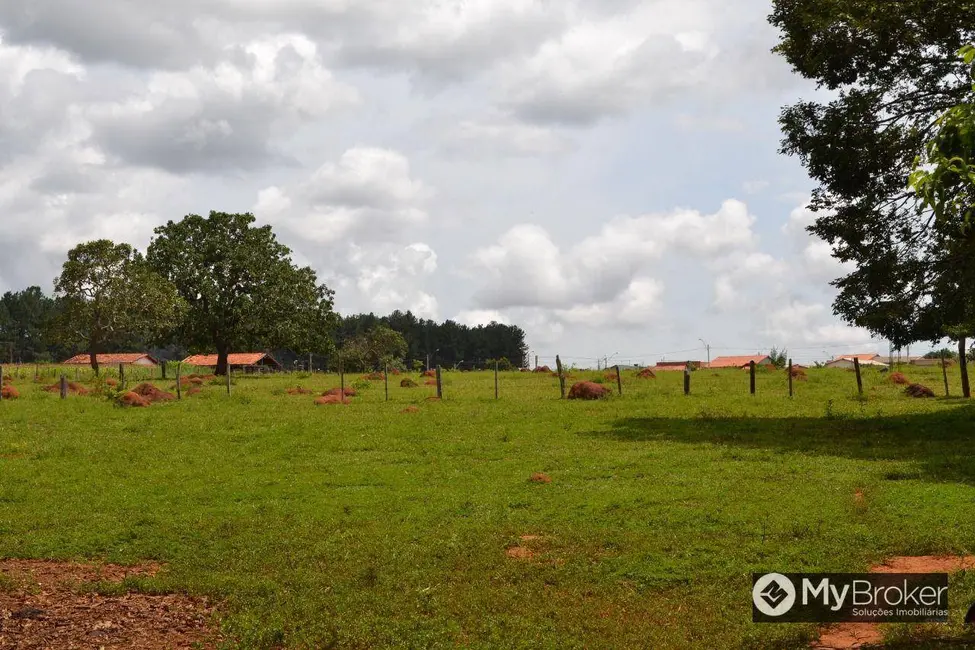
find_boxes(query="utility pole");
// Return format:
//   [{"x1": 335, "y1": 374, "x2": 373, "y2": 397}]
[{"x1": 699, "y1": 339, "x2": 711, "y2": 368}]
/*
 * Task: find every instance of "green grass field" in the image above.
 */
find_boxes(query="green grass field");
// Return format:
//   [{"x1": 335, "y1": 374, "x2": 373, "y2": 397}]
[{"x1": 1, "y1": 365, "x2": 974, "y2": 648}]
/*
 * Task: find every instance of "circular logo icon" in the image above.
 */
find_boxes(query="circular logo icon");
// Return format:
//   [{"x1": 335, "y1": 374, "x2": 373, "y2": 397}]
[{"x1": 753, "y1": 573, "x2": 797, "y2": 617}]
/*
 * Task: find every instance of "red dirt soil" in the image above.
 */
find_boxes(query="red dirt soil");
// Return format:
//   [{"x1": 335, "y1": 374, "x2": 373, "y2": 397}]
[
  {"x1": 568, "y1": 381, "x2": 610, "y2": 400},
  {"x1": 105, "y1": 378, "x2": 119, "y2": 387},
  {"x1": 811, "y1": 556, "x2": 975, "y2": 648},
  {"x1": 533, "y1": 366, "x2": 552, "y2": 373},
  {"x1": 364, "y1": 372, "x2": 385, "y2": 380},
  {"x1": 904, "y1": 383, "x2": 935, "y2": 398},
  {"x1": 636, "y1": 368, "x2": 656, "y2": 379},
  {"x1": 186, "y1": 387, "x2": 202, "y2": 396},
  {"x1": 0, "y1": 559, "x2": 219, "y2": 649},
  {"x1": 424, "y1": 379, "x2": 438, "y2": 386},
  {"x1": 390, "y1": 368, "x2": 401, "y2": 375},
  {"x1": 132, "y1": 383, "x2": 176, "y2": 403},
  {"x1": 315, "y1": 395, "x2": 350, "y2": 406},
  {"x1": 400, "y1": 378, "x2": 418, "y2": 388},
  {"x1": 889, "y1": 372, "x2": 910, "y2": 385},
  {"x1": 120, "y1": 392, "x2": 150, "y2": 408},
  {"x1": 505, "y1": 547, "x2": 535, "y2": 560},
  {"x1": 286, "y1": 387, "x2": 313, "y2": 395},
  {"x1": 529, "y1": 473, "x2": 552, "y2": 484},
  {"x1": 1, "y1": 385, "x2": 19, "y2": 399},
  {"x1": 790, "y1": 367, "x2": 808, "y2": 381},
  {"x1": 42, "y1": 381, "x2": 90, "y2": 396},
  {"x1": 425, "y1": 396, "x2": 441, "y2": 402},
  {"x1": 421, "y1": 370, "x2": 437, "y2": 378},
  {"x1": 401, "y1": 406, "x2": 420, "y2": 414}
]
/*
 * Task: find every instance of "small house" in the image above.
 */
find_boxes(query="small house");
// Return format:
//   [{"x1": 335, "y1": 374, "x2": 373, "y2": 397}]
[
  {"x1": 63, "y1": 353, "x2": 159, "y2": 367},
  {"x1": 653, "y1": 361, "x2": 703, "y2": 371},
  {"x1": 707, "y1": 355, "x2": 772, "y2": 369},
  {"x1": 182, "y1": 353, "x2": 282, "y2": 373},
  {"x1": 825, "y1": 354, "x2": 889, "y2": 370}
]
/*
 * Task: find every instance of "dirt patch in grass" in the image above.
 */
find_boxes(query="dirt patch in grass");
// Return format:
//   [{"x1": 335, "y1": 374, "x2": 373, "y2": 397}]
[
  {"x1": 812, "y1": 556, "x2": 975, "y2": 648},
  {"x1": 316, "y1": 395, "x2": 349, "y2": 405},
  {"x1": 505, "y1": 547, "x2": 535, "y2": 560},
  {"x1": 132, "y1": 383, "x2": 176, "y2": 403},
  {"x1": 1, "y1": 386, "x2": 19, "y2": 400},
  {"x1": 323, "y1": 387, "x2": 356, "y2": 398},
  {"x1": 0, "y1": 559, "x2": 219, "y2": 649},
  {"x1": 568, "y1": 382, "x2": 610, "y2": 400},
  {"x1": 42, "y1": 382, "x2": 90, "y2": 396},
  {"x1": 529, "y1": 472, "x2": 552, "y2": 484},
  {"x1": 120, "y1": 392, "x2": 151, "y2": 408},
  {"x1": 904, "y1": 384, "x2": 935, "y2": 398},
  {"x1": 286, "y1": 387, "x2": 313, "y2": 395},
  {"x1": 401, "y1": 406, "x2": 420, "y2": 414}
]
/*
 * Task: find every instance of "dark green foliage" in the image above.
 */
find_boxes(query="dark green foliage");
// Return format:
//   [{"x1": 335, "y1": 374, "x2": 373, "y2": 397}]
[
  {"x1": 52, "y1": 240, "x2": 185, "y2": 374},
  {"x1": 147, "y1": 212, "x2": 337, "y2": 375},
  {"x1": 334, "y1": 310, "x2": 528, "y2": 370},
  {"x1": 0, "y1": 287, "x2": 61, "y2": 362},
  {"x1": 771, "y1": 1, "x2": 975, "y2": 347}
]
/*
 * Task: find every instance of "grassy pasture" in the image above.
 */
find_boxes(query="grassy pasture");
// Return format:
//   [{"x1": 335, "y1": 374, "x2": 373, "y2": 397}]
[{"x1": 1, "y1": 365, "x2": 974, "y2": 648}]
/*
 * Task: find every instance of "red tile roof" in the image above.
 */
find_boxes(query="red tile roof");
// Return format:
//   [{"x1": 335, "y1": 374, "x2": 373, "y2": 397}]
[
  {"x1": 63, "y1": 353, "x2": 159, "y2": 365},
  {"x1": 707, "y1": 355, "x2": 770, "y2": 369},
  {"x1": 182, "y1": 353, "x2": 280, "y2": 367}
]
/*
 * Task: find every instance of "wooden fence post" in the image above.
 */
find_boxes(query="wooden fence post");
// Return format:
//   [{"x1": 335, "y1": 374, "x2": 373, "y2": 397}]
[
  {"x1": 788, "y1": 359, "x2": 794, "y2": 398},
  {"x1": 60, "y1": 375, "x2": 68, "y2": 399},
  {"x1": 340, "y1": 361, "x2": 345, "y2": 397},
  {"x1": 615, "y1": 364, "x2": 623, "y2": 397},
  {"x1": 494, "y1": 360, "x2": 499, "y2": 400},
  {"x1": 942, "y1": 351, "x2": 950, "y2": 397},
  {"x1": 683, "y1": 363, "x2": 691, "y2": 395},
  {"x1": 436, "y1": 365, "x2": 443, "y2": 399},
  {"x1": 0, "y1": 365, "x2": 4, "y2": 401},
  {"x1": 226, "y1": 367, "x2": 232, "y2": 396},
  {"x1": 555, "y1": 355, "x2": 566, "y2": 399},
  {"x1": 176, "y1": 362, "x2": 182, "y2": 400},
  {"x1": 309, "y1": 353, "x2": 313, "y2": 373},
  {"x1": 384, "y1": 364, "x2": 389, "y2": 402},
  {"x1": 162, "y1": 362, "x2": 167, "y2": 380},
  {"x1": 854, "y1": 357, "x2": 863, "y2": 396},
  {"x1": 749, "y1": 361, "x2": 756, "y2": 395},
  {"x1": 119, "y1": 363, "x2": 125, "y2": 389}
]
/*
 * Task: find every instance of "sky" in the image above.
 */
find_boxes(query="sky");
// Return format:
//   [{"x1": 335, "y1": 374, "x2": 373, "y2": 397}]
[{"x1": 0, "y1": 0, "x2": 907, "y2": 366}]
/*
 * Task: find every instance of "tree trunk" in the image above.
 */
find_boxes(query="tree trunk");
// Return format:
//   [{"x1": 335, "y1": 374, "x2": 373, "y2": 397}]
[
  {"x1": 215, "y1": 344, "x2": 229, "y2": 377},
  {"x1": 960, "y1": 337, "x2": 970, "y2": 399},
  {"x1": 89, "y1": 348, "x2": 100, "y2": 376}
]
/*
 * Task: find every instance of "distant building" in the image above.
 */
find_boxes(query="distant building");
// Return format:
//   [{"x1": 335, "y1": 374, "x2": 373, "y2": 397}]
[
  {"x1": 707, "y1": 355, "x2": 772, "y2": 369},
  {"x1": 910, "y1": 357, "x2": 954, "y2": 367},
  {"x1": 63, "y1": 353, "x2": 159, "y2": 367},
  {"x1": 825, "y1": 354, "x2": 889, "y2": 370},
  {"x1": 653, "y1": 361, "x2": 703, "y2": 371},
  {"x1": 182, "y1": 353, "x2": 282, "y2": 372}
]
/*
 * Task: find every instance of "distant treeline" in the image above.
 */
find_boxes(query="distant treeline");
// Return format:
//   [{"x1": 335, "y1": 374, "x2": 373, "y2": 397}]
[
  {"x1": 0, "y1": 287, "x2": 527, "y2": 370},
  {"x1": 334, "y1": 311, "x2": 528, "y2": 371}
]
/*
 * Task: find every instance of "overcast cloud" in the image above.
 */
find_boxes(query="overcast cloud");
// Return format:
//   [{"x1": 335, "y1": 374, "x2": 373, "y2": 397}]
[{"x1": 0, "y1": 0, "x2": 896, "y2": 365}]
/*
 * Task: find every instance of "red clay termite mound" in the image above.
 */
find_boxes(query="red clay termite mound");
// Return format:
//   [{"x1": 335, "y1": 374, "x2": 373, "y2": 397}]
[
  {"x1": 390, "y1": 368, "x2": 402, "y2": 375},
  {"x1": 132, "y1": 383, "x2": 176, "y2": 403},
  {"x1": 364, "y1": 372, "x2": 385, "y2": 380},
  {"x1": 120, "y1": 392, "x2": 150, "y2": 407},
  {"x1": 1, "y1": 385, "x2": 20, "y2": 399},
  {"x1": 568, "y1": 381, "x2": 610, "y2": 400},
  {"x1": 315, "y1": 394, "x2": 350, "y2": 406},
  {"x1": 105, "y1": 378, "x2": 119, "y2": 387},
  {"x1": 400, "y1": 378, "x2": 418, "y2": 388},
  {"x1": 636, "y1": 368, "x2": 656, "y2": 379},
  {"x1": 905, "y1": 383, "x2": 935, "y2": 398},
  {"x1": 43, "y1": 381, "x2": 90, "y2": 395},
  {"x1": 789, "y1": 367, "x2": 807, "y2": 380},
  {"x1": 889, "y1": 372, "x2": 910, "y2": 385},
  {"x1": 2, "y1": 374, "x2": 13, "y2": 382},
  {"x1": 187, "y1": 387, "x2": 202, "y2": 396},
  {"x1": 323, "y1": 387, "x2": 356, "y2": 398},
  {"x1": 424, "y1": 379, "x2": 438, "y2": 386},
  {"x1": 529, "y1": 472, "x2": 552, "y2": 484},
  {"x1": 533, "y1": 366, "x2": 552, "y2": 373},
  {"x1": 287, "y1": 387, "x2": 313, "y2": 395},
  {"x1": 421, "y1": 369, "x2": 437, "y2": 378},
  {"x1": 401, "y1": 405, "x2": 420, "y2": 414}
]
